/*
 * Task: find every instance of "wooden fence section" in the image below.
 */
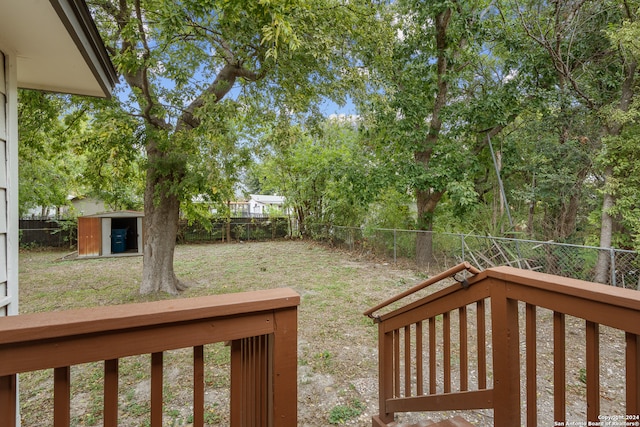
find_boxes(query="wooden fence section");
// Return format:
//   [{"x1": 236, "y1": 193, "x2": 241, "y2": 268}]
[
  {"x1": 366, "y1": 263, "x2": 640, "y2": 426},
  {"x1": 19, "y1": 218, "x2": 74, "y2": 248},
  {"x1": 0, "y1": 288, "x2": 299, "y2": 427}
]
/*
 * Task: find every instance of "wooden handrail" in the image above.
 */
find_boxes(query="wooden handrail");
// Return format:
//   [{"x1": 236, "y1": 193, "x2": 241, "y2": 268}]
[
  {"x1": 368, "y1": 266, "x2": 640, "y2": 426},
  {"x1": 363, "y1": 262, "x2": 481, "y2": 319},
  {"x1": 0, "y1": 287, "x2": 299, "y2": 349},
  {"x1": 0, "y1": 288, "x2": 300, "y2": 427}
]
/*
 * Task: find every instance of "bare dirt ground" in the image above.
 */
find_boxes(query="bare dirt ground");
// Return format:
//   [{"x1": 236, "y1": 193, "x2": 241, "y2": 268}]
[{"x1": 17, "y1": 241, "x2": 631, "y2": 426}]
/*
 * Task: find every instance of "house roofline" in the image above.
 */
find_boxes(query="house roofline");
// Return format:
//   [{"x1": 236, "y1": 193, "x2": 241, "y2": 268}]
[{"x1": 49, "y1": 0, "x2": 118, "y2": 98}]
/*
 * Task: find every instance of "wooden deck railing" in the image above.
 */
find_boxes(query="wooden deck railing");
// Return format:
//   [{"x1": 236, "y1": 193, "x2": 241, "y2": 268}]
[
  {"x1": 365, "y1": 263, "x2": 640, "y2": 426},
  {"x1": 0, "y1": 287, "x2": 299, "y2": 426}
]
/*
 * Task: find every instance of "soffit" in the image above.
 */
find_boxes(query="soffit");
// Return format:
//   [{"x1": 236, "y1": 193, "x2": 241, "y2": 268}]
[{"x1": 0, "y1": 0, "x2": 117, "y2": 98}]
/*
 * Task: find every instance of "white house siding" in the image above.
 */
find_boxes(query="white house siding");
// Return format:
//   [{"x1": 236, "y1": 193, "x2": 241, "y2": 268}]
[{"x1": 0, "y1": 48, "x2": 18, "y2": 316}]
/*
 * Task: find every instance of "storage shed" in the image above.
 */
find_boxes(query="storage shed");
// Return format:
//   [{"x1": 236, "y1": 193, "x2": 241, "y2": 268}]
[{"x1": 77, "y1": 211, "x2": 144, "y2": 258}]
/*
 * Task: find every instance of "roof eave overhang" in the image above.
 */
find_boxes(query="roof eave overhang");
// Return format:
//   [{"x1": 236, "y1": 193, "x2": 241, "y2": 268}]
[
  {"x1": 48, "y1": 0, "x2": 118, "y2": 98},
  {"x1": 0, "y1": 0, "x2": 118, "y2": 98}
]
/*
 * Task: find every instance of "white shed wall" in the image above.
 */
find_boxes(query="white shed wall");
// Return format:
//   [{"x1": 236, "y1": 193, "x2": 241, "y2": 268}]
[
  {"x1": 101, "y1": 217, "x2": 112, "y2": 256},
  {"x1": 137, "y1": 217, "x2": 143, "y2": 251}
]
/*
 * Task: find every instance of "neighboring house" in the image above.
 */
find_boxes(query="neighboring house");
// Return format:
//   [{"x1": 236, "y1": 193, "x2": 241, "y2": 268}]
[
  {"x1": 22, "y1": 205, "x2": 63, "y2": 219},
  {"x1": 69, "y1": 196, "x2": 107, "y2": 217},
  {"x1": 0, "y1": 0, "x2": 117, "y2": 316},
  {"x1": 23, "y1": 196, "x2": 107, "y2": 219},
  {"x1": 231, "y1": 194, "x2": 289, "y2": 217}
]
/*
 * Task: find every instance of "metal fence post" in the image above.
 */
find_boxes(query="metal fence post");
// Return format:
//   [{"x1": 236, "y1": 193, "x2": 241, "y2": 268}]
[
  {"x1": 461, "y1": 234, "x2": 465, "y2": 264},
  {"x1": 393, "y1": 229, "x2": 397, "y2": 265},
  {"x1": 610, "y1": 248, "x2": 616, "y2": 287}
]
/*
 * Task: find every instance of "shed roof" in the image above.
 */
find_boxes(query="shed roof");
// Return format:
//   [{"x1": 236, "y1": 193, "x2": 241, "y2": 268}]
[
  {"x1": 81, "y1": 210, "x2": 144, "y2": 219},
  {"x1": 1, "y1": 0, "x2": 117, "y2": 97}
]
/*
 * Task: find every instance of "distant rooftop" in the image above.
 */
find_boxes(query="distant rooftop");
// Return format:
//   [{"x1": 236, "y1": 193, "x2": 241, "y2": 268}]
[{"x1": 250, "y1": 195, "x2": 285, "y2": 204}]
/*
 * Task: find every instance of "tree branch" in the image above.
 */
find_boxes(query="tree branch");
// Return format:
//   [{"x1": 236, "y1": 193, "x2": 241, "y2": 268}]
[{"x1": 176, "y1": 61, "x2": 266, "y2": 132}]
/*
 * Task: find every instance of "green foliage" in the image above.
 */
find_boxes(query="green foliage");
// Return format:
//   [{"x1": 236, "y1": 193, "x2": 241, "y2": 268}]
[
  {"x1": 363, "y1": 188, "x2": 415, "y2": 230},
  {"x1": 20, "y1": 0, "x2": 640, "y2": 261},
  {"x1": 498, "y1": 0, "x2": 640, "y2": 249},
  {"x1": 77, "y1": 99, "x2": 145, "y2": 211},
  {"x1": 596, "y1": 8, "x2": 640, "y2": 249},
  {"x1": 358, "y1": 0, "x2": 504, "y2": 243},
  {"x1": 18, "y1": 91, "x2": 85, "y2": 217},
  {"x1": 599, "y1": 129, "x2": 640, "y2": 248},
  {"x1": 499, "y1": 110, "x2": 597, "y2": 241},
  {"x1": 328, "y1": 399, "x2": 366, "y2": 425},
  {"x1": 50, "y1": 219, "x2": 78, "y2": 249},
  {"x1": 578, "y1": 367, "x2": 588, "y2": 385},
  {"x1": 87, "y1": 1, "x2": 383, "y2": 293},
  {"x1": 256, "y1": 118, "x2": 385, "y2": 232}
]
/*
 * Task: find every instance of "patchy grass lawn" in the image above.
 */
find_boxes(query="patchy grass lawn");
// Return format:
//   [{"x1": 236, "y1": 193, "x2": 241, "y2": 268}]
[{"x1": 18, "y1": 240, "x2": 431, "y2": 426}]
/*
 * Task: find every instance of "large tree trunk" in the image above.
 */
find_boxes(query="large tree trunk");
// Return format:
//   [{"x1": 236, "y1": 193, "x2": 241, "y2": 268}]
[
  {"x1": 558, "y1": 190, "x2": 581, "y2": 240},
  {"x1": 413, "y1": 7, "x2": 451, "y2": 269},
  {"x1": 594, "y1": 166, "x2": 615, "y2": 284},
  {"x1": 594, "y1": 58, "x2": 637, "y2": 283},
  {"x1": 140, "y1": 138, "x2": 185, "y2": 294},
  {"x1": 141, "y1": 187, "x2": 183, "y2": 294},
  {"x1": 95, "y1": 0, "x2": 269, "y2": 295},
  {"x1": 554, "y1": 167, "x2": 589, "y2": 240},
  {"x1": 415, "y1": 188, "x2": 444, "y2": 268},
  {"x1": 527, "y1": 173, "x2": 536, "y2": 237}
]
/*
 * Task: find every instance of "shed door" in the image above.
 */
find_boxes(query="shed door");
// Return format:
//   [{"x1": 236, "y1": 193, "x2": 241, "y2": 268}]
[{"x1": 78, "y1": 217, "x2": 101, "y2": 257}]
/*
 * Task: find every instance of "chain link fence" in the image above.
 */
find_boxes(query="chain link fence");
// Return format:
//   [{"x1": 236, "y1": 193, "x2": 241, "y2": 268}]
[
  {"x1": 310, "y1": 225, "x2": 640, "y2": 289},
  {"x1": 19, "y1": 217, "x2": 638, "y2": 288},
  {"x1": 178, "y1": 217, "x2": 293, "y2": 243},
  {"x1": 19, "y1": 217, "x2": 294, "y2": 248}
]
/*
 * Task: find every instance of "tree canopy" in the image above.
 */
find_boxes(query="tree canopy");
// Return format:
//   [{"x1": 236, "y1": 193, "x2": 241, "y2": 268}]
[
  {"x1": 83, "y1": 0, "x2": 383, "y2": 293},
  {"x1": 17, "y1": 0, "x2": 640, "y2": 289}
]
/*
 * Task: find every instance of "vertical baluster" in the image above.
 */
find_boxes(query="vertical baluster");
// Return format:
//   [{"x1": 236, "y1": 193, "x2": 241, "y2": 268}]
[
  {"x1": 416, "y1": 321, "x2": 423, "y2": 396},
  {"x1": 193, "y1": 346, "x2": 204, "y2": 427},
  {"x1": 257, "y1": 336, "x2": 263, "y2": 426},
  {"x1": 586, "y1": 321, "x2": 600, "y2": 423},
  {"x1": 230, "y1": 339, "x2": 242, "y2": 426},
  {"x1": 526, "y1": 304, "x2": 537, "y2": 427},
  {"x1": 0, "y1": 374, "x2": 17, "y2": 427},
  {"x1": 151, "y1": 352, "x2": 163, "y2": 427},
  {"x1": 429, "y1": 317, "x2": 436, "y2": 394},
  {"x1": 54, "y1": 366, "x2": 70, "y2": 427},
  {"x1": 271, "y1": 307, "x2": 298, "y2": 427},
  {"x1": 254, "y1": 336, "x2": 261, "y2": 426},
  {"x1": 443, "y1": 311, "x2": 451, "y2": 393},
  {"x1": 459, "y1": 306, "x2": 468, "y2": 392},
  {"x1": 104, "y1": 359, "x2": 119, "y2": 427},
  {"x1": 477, "y1": 299, "x2": 486, "y2": 390},
  {"x1": 378, "y1": 327, "x2": 395, "y2": 424},
  {"x1": 258, "y1": 335, "x2": 268, "y2": 426},
  {"x1": 626, "y1": 333, "x2": 640, "y2": 416},
  {"x1": 404, "y1": 325, "x2": 411, "y2": 397},
  {"x1": 554, "y1": 312, "x2": 566, "y2": 425},
  {"x1": 248, "y1": 337, "x2": 254, "y2": 425},
  {"x1": 263, "y1": 335, "x2": 270, "y2": 425},
  {"x1": 394, "y1": 329, "x2": 400, "y2": 398},
  {"x1": 491, "y1": 284, "x2": 520, "y2": 425}
]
